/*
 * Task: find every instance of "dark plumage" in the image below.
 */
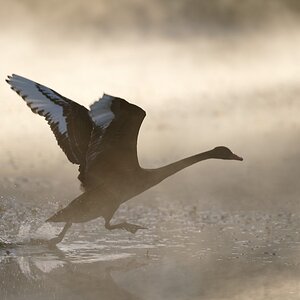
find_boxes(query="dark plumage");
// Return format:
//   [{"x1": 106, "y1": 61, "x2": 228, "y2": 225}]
[{"x1": 6, "y1": 74, "x2": 243, "y2": 245}]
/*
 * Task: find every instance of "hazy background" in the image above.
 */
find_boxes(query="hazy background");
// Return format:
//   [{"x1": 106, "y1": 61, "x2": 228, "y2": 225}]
[
  {"x1": 1, "y1": 0, "x2": 300, "y2": 211},
  {"x1": 1, "y1": 1, "x2": 300, "y2": 299}
]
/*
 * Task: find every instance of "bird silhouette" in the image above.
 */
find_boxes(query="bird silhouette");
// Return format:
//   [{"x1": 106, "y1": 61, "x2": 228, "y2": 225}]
[{"x1": 6, "y1": 74, "x2": 243, "y2": 245}]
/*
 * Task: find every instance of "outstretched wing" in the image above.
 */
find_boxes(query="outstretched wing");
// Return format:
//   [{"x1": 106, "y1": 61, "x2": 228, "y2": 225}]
[
  {"x1": 79, "y1": 94, "x2": 146, "y2": 189},
  {"x1": 6, "y1": 74, "x2": 93, "y2": 165}
]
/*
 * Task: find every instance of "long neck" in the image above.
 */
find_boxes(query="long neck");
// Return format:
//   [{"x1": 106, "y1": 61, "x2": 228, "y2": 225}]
[{"x1": 149, "y1": 150, "x2": 213, "y2": 185}]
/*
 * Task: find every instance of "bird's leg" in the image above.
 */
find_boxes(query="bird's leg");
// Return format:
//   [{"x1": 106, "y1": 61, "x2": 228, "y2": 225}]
[
  {"x1": 48, "y1": 222, "x2": 72, "y2": 246},
  {"x1": 105, "y1": 220, "x2": 147, "y2": 234}
]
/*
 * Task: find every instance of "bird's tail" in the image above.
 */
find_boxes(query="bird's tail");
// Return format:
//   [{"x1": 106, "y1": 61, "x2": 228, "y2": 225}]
[{"x1": 46, "y1": 210, "x2": 65, "y2": 222}]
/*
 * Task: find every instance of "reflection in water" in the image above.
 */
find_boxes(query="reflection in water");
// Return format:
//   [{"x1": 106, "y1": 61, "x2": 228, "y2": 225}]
[{"x1": 0, "y1": 244, "x2": 146, "y2": 300}]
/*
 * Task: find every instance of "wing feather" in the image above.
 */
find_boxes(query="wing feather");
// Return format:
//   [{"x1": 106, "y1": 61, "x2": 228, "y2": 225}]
[
  {"x1": 7, "y1": 76, "x2": 146, "y2": 191},
  {"x1": 79, "y1": 94, "x2": 145, "y2": 189},
  {"x1": 6, "y1": 74, "x2": 93, "y2": 165}
]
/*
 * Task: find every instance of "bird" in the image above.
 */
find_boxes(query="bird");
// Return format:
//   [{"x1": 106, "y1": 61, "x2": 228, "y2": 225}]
[{"x1": 6, "y1": 74, "x2": 243, "y2": 245}]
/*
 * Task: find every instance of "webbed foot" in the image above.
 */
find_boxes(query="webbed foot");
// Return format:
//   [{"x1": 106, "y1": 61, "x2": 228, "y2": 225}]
[
  {"x1": 121, "y1": 222, "x2": 147, "y2": 234},
  {"x1": 105, "y1": 221, "x2": 147, "y2": 233},
  {"x1": 28, "y1": 237, "x2": 59, "y2": 248},
  {"x1": 47, "y1": 236, "x2": 62, "y2": 246},
  {"x1": 46, "y1": 222, "x2": 72, "y2": 246}
]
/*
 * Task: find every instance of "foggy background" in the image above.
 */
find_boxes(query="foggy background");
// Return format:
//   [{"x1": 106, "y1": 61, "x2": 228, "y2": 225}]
[
  {"x1": 1, "y1": 1, "x2": 300, "y2": 299},
  {"x1": 1, "y1": 0, "x2": 300, "y2": 211}
]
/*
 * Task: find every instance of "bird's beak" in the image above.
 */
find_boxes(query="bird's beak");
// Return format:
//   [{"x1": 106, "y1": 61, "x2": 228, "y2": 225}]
[{"x1": 232, "y1": 153, "x2": 243, "y2": 161}]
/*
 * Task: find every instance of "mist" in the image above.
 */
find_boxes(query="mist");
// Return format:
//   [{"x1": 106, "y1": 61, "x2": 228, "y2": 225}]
[{"x1": 1, "y1": 1, "x2": 300, "y2": 299}]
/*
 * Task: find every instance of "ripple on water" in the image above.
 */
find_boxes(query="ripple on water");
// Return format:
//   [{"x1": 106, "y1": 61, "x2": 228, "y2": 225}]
[{"x1": 1, "y1": 200, "x2": 300, "y2": 268}]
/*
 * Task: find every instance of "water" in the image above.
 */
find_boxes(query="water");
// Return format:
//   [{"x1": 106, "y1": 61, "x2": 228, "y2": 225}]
[{"x1": 0, "y1": 196, "x2": 300, "y2": 299}]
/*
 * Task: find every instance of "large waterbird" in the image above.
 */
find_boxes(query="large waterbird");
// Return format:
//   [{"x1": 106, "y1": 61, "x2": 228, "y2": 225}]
[{"x1": 6, "y1": 74, "x2": 243, "y2": 244}]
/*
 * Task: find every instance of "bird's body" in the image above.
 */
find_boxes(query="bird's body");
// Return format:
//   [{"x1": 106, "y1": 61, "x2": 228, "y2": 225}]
[
  {"x1": 6, "y1": 74, "x2": 243, "y2": 244},
  {"x1": 48, "y1": 168, "x2": 150, "y2": 224}
]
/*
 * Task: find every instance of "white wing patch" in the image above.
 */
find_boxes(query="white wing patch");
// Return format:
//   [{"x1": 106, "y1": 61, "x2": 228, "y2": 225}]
[
  {"x1": 7, "y1": 74, "x2": 68, "y2": 135},
  {"x1": 89, "y1": 94, "x2": 115, "y2": 129}
]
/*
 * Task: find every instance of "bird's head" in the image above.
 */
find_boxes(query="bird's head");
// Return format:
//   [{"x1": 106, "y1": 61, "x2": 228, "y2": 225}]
[{"x1": 211, "y1": 146, "x2": 243, "y2": 161}]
